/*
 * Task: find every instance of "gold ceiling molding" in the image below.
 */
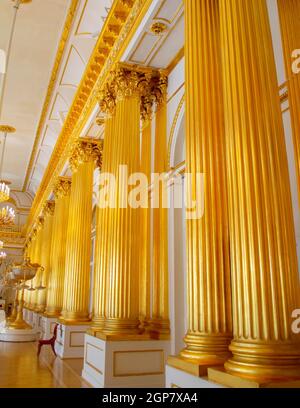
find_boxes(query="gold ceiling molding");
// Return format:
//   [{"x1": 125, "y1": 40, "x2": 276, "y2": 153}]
[
  {"x1": 22, "y1": 0, "x2": 80, "y2": 192},
  {"x1": 25, "y1": 0, "x2": 153, "y2": 236}
]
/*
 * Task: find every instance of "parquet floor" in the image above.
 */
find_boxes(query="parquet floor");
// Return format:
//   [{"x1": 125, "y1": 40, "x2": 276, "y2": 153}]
[{"x1": 0, "y1": 341, "x2": 91, "y2": 388}]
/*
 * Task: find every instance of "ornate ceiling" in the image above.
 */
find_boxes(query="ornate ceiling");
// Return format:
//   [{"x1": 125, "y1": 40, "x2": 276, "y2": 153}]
[{"x1": 0, "y1": 0, "x2": 113, "y2": 194}]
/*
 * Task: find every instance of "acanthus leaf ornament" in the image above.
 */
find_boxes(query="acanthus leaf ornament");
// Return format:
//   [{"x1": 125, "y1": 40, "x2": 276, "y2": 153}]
[
  {"x1": 53, "y1": 177, "x2": 72, "y2": 200},
  {"x1": 69, "y1": 138, "x2": 103, "y2": 172},
  {"x1": 42, "y1": 200, "x2": 55, "y2": 217}
]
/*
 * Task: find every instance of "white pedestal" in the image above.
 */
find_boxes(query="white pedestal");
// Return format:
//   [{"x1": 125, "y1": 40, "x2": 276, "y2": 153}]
[
  {"x1": 23, "y1": 308, "x2": 29, "y2": 322},
  {"x1": 25, "y1": 309, "x2": 34, "y2": 325},
  {"x1": 31, "y1": 312, "x2": 39, "y2": 328},
  {"x1": 41, "y1": 316, "x2": 58, "y2": 340},
  {"x1": 0, "y1": 327, "x2": 39, "y2": 342},
  {"x1": 55, "y1": 323, "x2": 90, "y2": 359},
  {"x1": 165, "y1": 365, "x2": 225, "y2": 388},
  {"x1": 82, "y1": 334, "x2": 170, "y2": 388}
]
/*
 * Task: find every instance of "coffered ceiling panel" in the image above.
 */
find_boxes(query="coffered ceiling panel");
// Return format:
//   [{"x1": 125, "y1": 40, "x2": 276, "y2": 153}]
[
  {"x1": 60, "y1": 46, "x2": 86, "y2": 87},
  {"x1": 123, "y1": 0, "x2": 184, "y2": 69}
]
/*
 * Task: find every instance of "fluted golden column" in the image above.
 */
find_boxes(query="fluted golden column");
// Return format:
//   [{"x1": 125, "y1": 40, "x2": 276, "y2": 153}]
[
  {"x1": 220, "y1": 0, "x2": 300, "y2": 381},
  {"x1": 149, "y1": 75, "x2": 170, "y2": 338},
  {"x1": 92, "y1": 112, "x2": 114, "y2": 331},
  {"x1": 139, "y1": 103, "x2": 152, "y2": 330},
  {"x1": 278, "y1": 0, "x2": 300, "y2": 202},
  {"x1": 61, "y1": 139, "x2": 102, "y2": 322},
  {"x1": 24, "y1": 239, "x2": 32, "y2": 307},
  {"x1": 36, "y1": 201, "x2": 55, "y2": 312},
  {"x1": 27, "y1": 231, "x2": 37, "y2": 309},
  {"x1": 180, "y1": 0, "x2": 232, "y2": 365},
  {"x1": 32, "y1": 217, "x2": 44, "y2": 311},
  {"x1": 103, "y1": 66, "x2": 142, "y2": 334},
  {"x1": 45, "y1": 178, "x2": 71, "y2": 317},
  {"x1": 94, "y1": 65, "x2": 165, "y2": 335}
]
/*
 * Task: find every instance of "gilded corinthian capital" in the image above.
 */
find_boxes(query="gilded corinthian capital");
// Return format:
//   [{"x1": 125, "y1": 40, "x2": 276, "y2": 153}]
[
  {"x1": 43, "y1": 200, "x2": 55, "y2": 218},
  {"x1": 36, "y1": 216, "x2": 44, "y2": 231},
  {"x1": 69, "y1": 138, "x2": 103, "y2": 172},
  {"x1": 54, "y1": 177, "x2": 72, "y2": 200},
  {"x1": 98, "y1": 84, "x2": 116, "y2": 117},
  {"x1": 98, "y1": 64, "x2": 168, "y2": 123}
]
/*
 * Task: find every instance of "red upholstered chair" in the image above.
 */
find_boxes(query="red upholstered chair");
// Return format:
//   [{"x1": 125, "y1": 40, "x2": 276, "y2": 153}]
[{"x1": 37, "y1": 323, "x2": 59, "y2": 357}]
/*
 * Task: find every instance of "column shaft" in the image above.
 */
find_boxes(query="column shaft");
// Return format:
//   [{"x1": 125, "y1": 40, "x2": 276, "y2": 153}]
[
  {"x1": 139, "y1": 119, "x2": 151, "y2": 329},
  {"x1": 92, "y1": 118, "x2": 114, "y2": 331},
  {"x1": 36, "y1": 202, "x2": 55, "y2": 312},
  {"x1": 220, "y1": 0, "x2": 300, "y2": 380},
  {"x1": 181, "y1": 0, "x2": 232, "y2": 364},
  {"x1": 150, "y1": 88, "x2": 170, "y2": 337},
  {"x1": 277, "y1": 0, "x2": 300, "y2": 203},
  {"x1": 62, "y1": 139, "x2": 101, "y2": 322},
  {"x1": 104, "y1": 93, "x2": 141, "y2": 334},
  {"x1": 45, "y1": 178, "x2": 71, "y2": 317}
]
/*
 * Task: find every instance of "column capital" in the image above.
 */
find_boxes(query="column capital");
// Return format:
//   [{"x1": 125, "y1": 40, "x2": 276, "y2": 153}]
[
  {"x1": 36, "y1": 216, "x2": 44, "y2": 231},
  {"x1": 32, "y1": 228, "x2": 38, "y2": 239},
  {"x1": 54, "y1": 177, "x2": 72, "y2": 200},
  {"x1": 98, "y1": 63, "x2": 168, "y2": 121},
  {"x1": 69, "y1": 138, "x2": 103, "y2": 172},
  {"x1": 42, "y1": 200, "x2": 55, "y2": 217},
  {"x1": 98, "y1": 84, "x2": 116, "y2": 118}
]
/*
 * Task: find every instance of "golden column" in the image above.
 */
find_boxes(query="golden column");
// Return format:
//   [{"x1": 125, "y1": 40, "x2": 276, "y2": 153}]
[
  {"x1": 139, "y1": 95, "x2": 152, "y2": 330},
  {"x1": 61, "y1": 138, "x2": 102, "y2": 322},
  {"x1": 177, "y1": 0, "x2": 232, "y2": 369},
  {"x1": 24, "y1": 238, "x2": 32, "y2": 307},
  {"x1": 32, "y1": 217, "x2": 44, "y2": 311},
  {"x1": 103, "y1": 65, "x2": 142, "y2": 334},
  {"x1": 95, "y1": 65, "x2": 156, "y2": 335},
  {"x1": 149, "y1": 74, "x2": 170, "y2": 338},
  {"x1": 277, "y1": 0, "x2": 300, "y2": 202},
  {"x1": 92, "y1": 92, "x2": 115, "y2": 332},
  {"x1": 45, "y1": 178, "x2": 71, "y2": 317},
  {"x1": 220, "y1": 0, "x2": 300, "y2": 380},
  {"x1": 36, "y1": 201, "x2": 55, "y2": 312}
]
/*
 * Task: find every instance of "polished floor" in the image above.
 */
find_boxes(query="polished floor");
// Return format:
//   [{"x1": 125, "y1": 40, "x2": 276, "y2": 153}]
[{"x1": 0, "y1": 341, "x2": 91, "y2": 388}]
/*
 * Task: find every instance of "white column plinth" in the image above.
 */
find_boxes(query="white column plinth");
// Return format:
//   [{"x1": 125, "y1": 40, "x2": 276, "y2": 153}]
[
  {"x1": 165, "y1": 365, "x2": 225, "y2": 388},
  {"x1": 82, "y1": 334, "x2": 170, "y2": 388},
  {"x1": 55, "y1": 323, "x2": 90, "y2": 359},
  {"x1": 0, "y1": 327, "x2": 39, "y2": 342},
  {"x1": 25, "y1": 310, "x2": 34, "y2": 325},
  {"x1": 41, "y1": 316, "x2": 58, "y2": 339}
]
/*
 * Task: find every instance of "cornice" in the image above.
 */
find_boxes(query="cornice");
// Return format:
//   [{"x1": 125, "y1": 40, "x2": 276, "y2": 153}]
[{"x1": 25, "y1": 0, "x2": 152, "y2": 236}]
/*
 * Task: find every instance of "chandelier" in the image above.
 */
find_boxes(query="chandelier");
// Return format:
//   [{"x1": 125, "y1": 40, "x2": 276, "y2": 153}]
[
  {"x1": 0, "y1": 205, "x2": 15, "y2": 225},
  {"x1": 0, "y1": 240, "x2": 3, "y2": 249}
]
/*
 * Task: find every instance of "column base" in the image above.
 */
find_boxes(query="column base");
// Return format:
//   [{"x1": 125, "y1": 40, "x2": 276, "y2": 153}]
[
  {"x1": 0, "y1": 327, "x2": 39, "y2": 343},
  {"x1": 225, "y1": 341, "x2": 300, "y2": 382},
  {"x1": 55, "y1": 322, "x2": 90, "y2": 359},
  {"x1": 82, "y1": 333, "x2": 170, "y2": 388},
  {"x1": 165, "y1": 365, "x2": 225, "y2": 388},
  {"x1": 208, "y1": 367, "x2": 300, "y2": 388}
]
